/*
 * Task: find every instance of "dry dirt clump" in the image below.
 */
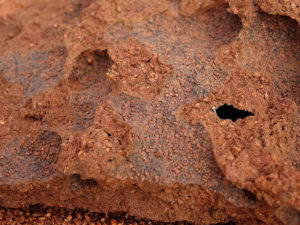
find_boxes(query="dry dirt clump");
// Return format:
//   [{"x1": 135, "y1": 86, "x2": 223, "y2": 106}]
[
  {"x1": 0, "y1": 0, "x2": 299, "y2": 225},
  {"x1": 256, "y1": 0, "x2": 300, "y2": 24}
]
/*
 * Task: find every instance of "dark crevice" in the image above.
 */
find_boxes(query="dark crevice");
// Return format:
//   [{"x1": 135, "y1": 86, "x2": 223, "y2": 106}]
[
  {"x1": 242, "y1": 189, "x2": 257, "y2": 203},
  {"x1": 105, "y1": 131, "x2": 112, "y2": 137},
  {"x1": 70, "y1": 174, "x2": 98, "y2": 191},
  {"x1": 215, "y1": 104, "x2": 254, "y2": 122},
  {"x1": 23, "y1": 114, "x2": 43, "y2": 121}
]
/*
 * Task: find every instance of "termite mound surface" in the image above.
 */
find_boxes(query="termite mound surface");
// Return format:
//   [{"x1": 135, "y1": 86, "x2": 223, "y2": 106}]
[
  {"x1": 60, "y1": 103, "x2": 135, "y2": 180},
  {"x1": 67, "y1": 49, "x2": 115, "y2": 129},
  {"x1": 179, "y1": 6, "x2": 300, "y2": 222},
  {"x1": 107, "y1": 39, "x2": 173, "y2": 101},
  {"x1": 0, "y1": 130, "x2": 62, "y2": 184}
]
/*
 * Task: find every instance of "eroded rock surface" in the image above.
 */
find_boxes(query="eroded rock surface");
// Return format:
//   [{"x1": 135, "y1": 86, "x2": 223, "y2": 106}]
[{"x1": 0, "y1": 0, "x2": 299, "y2": 224}]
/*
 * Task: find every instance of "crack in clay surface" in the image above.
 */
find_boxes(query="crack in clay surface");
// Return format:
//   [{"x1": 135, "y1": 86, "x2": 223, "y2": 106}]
[{"x1": 0, "y1": 131, "x2": 61, "y2": 184}]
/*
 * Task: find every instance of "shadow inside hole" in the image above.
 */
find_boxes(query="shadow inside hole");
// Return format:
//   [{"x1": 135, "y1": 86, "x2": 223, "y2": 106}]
[
  {"x1": 105, "y1": 131, "x2": 112, "y2": 136},
  {"x1": 70, "y1": 174, "x2": 98, "y2": 191},
  {"x1": 242, "y1": 189, "x2": 257, "y2": 204},
  {"x1": 68, "y1": 49, "x2": 113, "y2": 90},
  {"x1": 215, "y1": 104, "x2": 254, "y2": 122}
]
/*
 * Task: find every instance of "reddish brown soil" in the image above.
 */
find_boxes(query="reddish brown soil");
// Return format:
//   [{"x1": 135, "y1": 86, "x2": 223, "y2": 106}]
[
  {"x1": 0, "y1": 205, "x2": 195, "y2": 225},
  {"x1": 0, "y1": 0, "x2": 299, "y2": 225}
]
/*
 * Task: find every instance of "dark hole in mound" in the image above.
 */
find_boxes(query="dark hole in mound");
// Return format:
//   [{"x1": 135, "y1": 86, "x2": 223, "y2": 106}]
[
  {"x1": 105, "y1": 131, "x2": 112, "y2": 136},
  {"x1": 71, "y1": 174, "x2": 98, "y2": 189},
  {"x1": 242, "y1": 189, "x2": 257, "y2": 203},
  {"x1": 215, "y1": 104, "x2": 254, "y2": 122},
  {"x1": 214, "y1": 221, "x2": 236, "y2": 225},
  {"x1": 69, "y1": 49, "x2": 113, "y2": 90}
]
